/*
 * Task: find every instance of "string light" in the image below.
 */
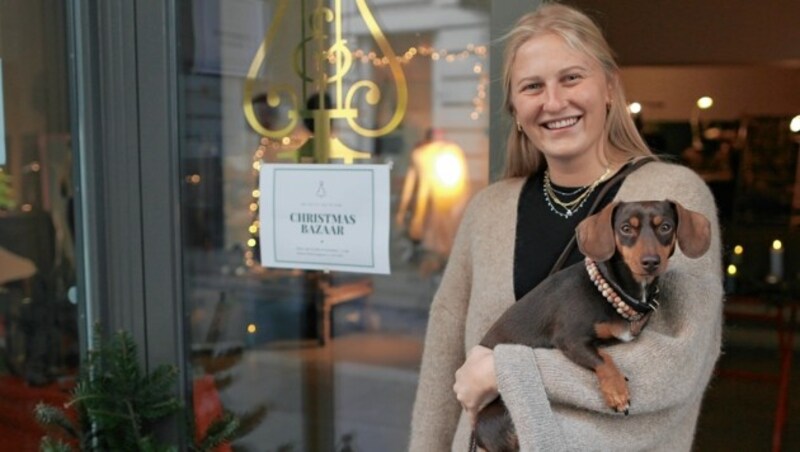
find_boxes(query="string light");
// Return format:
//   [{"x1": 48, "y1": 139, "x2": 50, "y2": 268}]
[{"x1": 345, "y1": 43, "x2": 489, "y2": 120}]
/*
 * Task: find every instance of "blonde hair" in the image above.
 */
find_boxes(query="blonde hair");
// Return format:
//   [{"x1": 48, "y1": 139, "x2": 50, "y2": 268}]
[{"x1": 501, "y1": 3, "x2": 653, "y2": 178}]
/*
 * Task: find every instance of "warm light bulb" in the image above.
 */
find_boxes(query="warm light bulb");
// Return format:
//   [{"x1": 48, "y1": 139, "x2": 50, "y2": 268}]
[
  {"x1": 696, "y1": 96, "x2": 714, "y2": 110},
  {"x1": 247, "y1": 324, "x2": 257, "y2": 334},
  {"x1": 791, "y1": 115, "x2": 800, "y2": 133},
  {"x1": 247, "y1": 238, "x2": 257, "y2": 247},
  {"x1": 772, "y1": 240, "x2": 783, "y2": 251},
  {"x1": 727, "y1": 264, "x2": 737, "y2": 276},
  {"x1": 434, "y1": 152, "x2": 463, "y2": 188},
  {"x1": 628, "y1": 102, "x2": 642, "y2": 114},
  {"x1": 733, "y1": 245, "x2": 744, "y2": 255}
]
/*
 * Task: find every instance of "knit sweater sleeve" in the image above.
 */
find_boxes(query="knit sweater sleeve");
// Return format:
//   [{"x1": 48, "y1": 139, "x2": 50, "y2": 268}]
[
  {"x1": 408, "y1": 192, "x2": 477, "y2": 451},
  {"x1": 495, "y1": 163, "x2": 723, "y2": 450}
]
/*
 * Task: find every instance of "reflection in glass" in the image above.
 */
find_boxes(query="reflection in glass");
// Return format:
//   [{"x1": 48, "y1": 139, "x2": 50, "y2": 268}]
[
  {"x1": 180, "y1": 1, "x2": 488, "y2": 449},
  {"x1": 0, "y1": 1, "x2": 78, "y2": 449}
]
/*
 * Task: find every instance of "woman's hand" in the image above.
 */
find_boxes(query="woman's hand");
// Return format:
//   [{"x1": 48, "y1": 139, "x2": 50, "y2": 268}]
[{"x1": 453, "y1": 345, "x2": 499, "y2": 426}]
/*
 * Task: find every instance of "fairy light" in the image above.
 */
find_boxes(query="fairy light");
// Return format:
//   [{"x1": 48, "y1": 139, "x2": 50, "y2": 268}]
[{"x1": 351, "y1": 43, "x2": 489, "y2": 120}]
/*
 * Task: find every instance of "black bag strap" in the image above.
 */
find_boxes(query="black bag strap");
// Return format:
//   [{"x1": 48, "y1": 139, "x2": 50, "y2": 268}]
[{"x1": 548, "y1": 156, "x2": 656, "y2": 275}]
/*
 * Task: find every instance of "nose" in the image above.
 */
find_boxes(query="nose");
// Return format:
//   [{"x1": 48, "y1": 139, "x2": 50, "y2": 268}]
[
  {"x1": 641, "y1": 255, "x2": 661, "y2": 273},
  {"x1": 542, "y1": 84, "x2": 567, "y2": 112}
]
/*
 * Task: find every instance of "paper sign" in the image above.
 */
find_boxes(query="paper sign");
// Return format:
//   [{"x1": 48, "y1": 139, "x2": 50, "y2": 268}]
[
  {"x1": 0, "y1": 59, "x2": 5, "y2": 166},
  {"x1": 259, "y1": 163, "x2": 391, "y2": 274}
]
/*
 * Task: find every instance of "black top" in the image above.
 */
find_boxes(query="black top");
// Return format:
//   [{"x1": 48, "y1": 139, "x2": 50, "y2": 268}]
[{"x1": 513, "y1": 171, "x2": 623, "y2": 300}]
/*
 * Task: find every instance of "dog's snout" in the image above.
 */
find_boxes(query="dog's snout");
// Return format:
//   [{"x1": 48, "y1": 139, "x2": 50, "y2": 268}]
[{"x1": 641, "y1": 255, "x2": 661, "y2": 273}]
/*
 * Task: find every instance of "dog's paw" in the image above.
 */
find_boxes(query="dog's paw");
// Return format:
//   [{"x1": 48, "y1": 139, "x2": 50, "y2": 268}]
[{"x1": 599, "y1": 374, "x2": 630, "y2": 414}]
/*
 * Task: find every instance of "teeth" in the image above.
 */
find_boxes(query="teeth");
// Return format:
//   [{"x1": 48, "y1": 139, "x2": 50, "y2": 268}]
[{"x1": 545, "y1": 117, "x2": 578, "y2": 129}]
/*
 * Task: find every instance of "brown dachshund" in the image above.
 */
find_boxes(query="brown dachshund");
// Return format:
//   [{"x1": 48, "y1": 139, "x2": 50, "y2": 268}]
[{"x1": 473, "y1": 200, "x2": 711, "y2": 452}]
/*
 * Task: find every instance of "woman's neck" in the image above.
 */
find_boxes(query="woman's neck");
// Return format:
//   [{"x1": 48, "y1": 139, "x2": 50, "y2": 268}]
[
  {"x1": 546, "y1": 159, "x2": 610, "y2": 187},
  {"x1": 544, "y1": 144, "x2": 623, "y2": 186}
]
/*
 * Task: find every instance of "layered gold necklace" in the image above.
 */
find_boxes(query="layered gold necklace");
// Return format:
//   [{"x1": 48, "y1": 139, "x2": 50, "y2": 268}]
[{"x1": 543, "y1": 167, "x2": 611, "y2": 218}]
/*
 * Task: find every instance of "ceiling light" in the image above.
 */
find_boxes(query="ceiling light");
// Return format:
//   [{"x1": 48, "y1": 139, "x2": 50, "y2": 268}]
[
  {"x1": 790, "y1": 115, "x2": 800, "y2": 133},
  {"x1": 696, "y1": 96, "x2": 713, "y2": 110}
]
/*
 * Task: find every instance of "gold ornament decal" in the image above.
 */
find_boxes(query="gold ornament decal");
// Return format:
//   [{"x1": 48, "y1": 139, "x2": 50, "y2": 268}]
[{"x1": 242, "y1": 0, "x2": 408, "y2": 163}]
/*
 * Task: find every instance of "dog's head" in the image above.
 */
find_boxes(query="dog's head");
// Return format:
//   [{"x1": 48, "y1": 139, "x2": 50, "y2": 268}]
[{"x1": 576, "y1": 200, "x2": 711, "y2": 283}]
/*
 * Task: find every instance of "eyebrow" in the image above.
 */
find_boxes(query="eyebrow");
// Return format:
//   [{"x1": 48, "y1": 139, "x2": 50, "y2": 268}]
[
  {"x1": 514, "y1": 65, "x2": 591, "y2": 88},
  {"x1": 559, "y1": 65, "x2": 589, "y2": 75}
]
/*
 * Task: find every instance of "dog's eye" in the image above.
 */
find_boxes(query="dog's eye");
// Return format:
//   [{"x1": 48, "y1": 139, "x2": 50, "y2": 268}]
[
  {"x1": 619, "y1": 224, "x2": 633, "y2": 235},
  {"x1": 659, "y1": 223, "x2": 673, "y2": 234}
]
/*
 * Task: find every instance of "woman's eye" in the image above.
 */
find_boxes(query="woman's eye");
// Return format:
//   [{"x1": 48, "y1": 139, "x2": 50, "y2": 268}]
[
  {"x1": 563, "y1": 74, "x2": 582, "y2": 83},
  {"x1": 522, "y1": 82, "x2": 542, "y2": 92}
]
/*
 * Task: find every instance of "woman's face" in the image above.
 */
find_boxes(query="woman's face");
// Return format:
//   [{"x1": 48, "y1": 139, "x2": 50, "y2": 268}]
[{"x1": 510, "y1": 33, "x2": 612, "y2": 164}]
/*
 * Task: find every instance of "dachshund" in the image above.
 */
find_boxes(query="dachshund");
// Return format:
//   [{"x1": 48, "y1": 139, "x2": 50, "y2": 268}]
[{"x1": 472, "y1": 200, "x2": 712, "y2": 452}]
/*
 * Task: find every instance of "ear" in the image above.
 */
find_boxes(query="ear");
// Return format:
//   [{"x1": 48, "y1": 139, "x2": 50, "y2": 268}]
[
  {"x1": 670, "y1": 200, "x2": 712, "y2": 258},
  {"x1": 605, "y1": 72, "x2": 619, "y2": 104},
  {"x1": 576, "y1": 202, "x2": 618, "y2": 262}
]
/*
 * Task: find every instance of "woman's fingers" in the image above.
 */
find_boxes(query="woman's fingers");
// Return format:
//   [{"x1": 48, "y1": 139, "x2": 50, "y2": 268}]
[{"x1": 453, "y1": 345, "x2": 499, "y2": 419}]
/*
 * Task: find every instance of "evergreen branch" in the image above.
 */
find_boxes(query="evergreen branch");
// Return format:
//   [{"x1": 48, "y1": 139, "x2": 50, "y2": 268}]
[
  {"x1": 197, "y1": 412, "x2": 240, "y2": 451},
  {"x1": 34, "y1": 403, "x2": 79, "y2": 439},
  {"x1": 39, "y1": 436, "x2": 75, "y2": 452}
]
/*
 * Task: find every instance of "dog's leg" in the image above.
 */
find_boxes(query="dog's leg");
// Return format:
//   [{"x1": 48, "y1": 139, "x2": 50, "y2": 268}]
[
  {"x1": 554, "y1": 336, "x2": 630, "y2": 413},
  {"x1": 595, "y1": 350, "x2": 630, "y2": 414}
]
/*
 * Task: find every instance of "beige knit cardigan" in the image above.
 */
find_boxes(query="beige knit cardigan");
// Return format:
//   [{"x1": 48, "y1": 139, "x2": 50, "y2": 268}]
[{"x1": 409, "y1": 162, "x2": 723, "y2": 451}]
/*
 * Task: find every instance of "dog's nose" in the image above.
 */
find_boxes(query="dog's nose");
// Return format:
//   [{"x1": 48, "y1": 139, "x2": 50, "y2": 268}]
[{"x1": 641, "y1": 255, "x2": 661, "y2": 273}]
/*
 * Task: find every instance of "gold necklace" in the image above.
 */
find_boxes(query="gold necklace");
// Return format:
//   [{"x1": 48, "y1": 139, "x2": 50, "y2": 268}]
[{"x1": 543, "y1": 167, "x2": 610, "y2": 218}]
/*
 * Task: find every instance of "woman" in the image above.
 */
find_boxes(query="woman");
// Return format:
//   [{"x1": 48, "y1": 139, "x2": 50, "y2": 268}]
[{"x1": 409, "y1": 3, "x2": 722, "y2": 451}]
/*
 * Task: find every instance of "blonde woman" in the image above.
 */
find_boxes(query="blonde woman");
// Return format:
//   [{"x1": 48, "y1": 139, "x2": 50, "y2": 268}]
[{"x1": 409, "y1": 4, "x2": 722, "y2": 451}]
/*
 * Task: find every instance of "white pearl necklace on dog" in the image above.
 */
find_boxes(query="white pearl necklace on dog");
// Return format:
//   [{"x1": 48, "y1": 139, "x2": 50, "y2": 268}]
[{"x1": 585, "y1": 257, "x2": 645, "y2": 321}]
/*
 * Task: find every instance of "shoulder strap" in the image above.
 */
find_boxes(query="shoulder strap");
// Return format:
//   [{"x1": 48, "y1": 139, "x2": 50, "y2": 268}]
[{"x1": 548, "y1": 156, "x2": 656, "y2": 275}]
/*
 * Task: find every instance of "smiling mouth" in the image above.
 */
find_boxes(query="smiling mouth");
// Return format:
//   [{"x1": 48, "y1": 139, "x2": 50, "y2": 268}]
[{"x1": 542, "y1": 116, "x2": 580, "y2": 130}]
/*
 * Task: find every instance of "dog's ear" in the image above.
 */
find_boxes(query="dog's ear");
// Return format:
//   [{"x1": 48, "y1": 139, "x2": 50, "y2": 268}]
[
  {"x1": 576, "y1": 202, "x2": 618, "y2": 262},
  {"x1": 670, "y1": 200, "x2": 711, "y2": 258}
]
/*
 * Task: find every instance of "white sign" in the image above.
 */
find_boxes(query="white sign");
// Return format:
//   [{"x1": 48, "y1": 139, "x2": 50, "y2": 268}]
[
  {"x1": 259, "y1": 163, "x2": 391, "y2": 274},
  {"x1": 0, "y1": 59, "x2": 5, "y2": 166}
]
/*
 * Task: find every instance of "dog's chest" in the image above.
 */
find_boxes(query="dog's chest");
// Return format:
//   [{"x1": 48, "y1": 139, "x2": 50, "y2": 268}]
[{"x1": 594, "y1": 314, "x2": 650, "y2": 342}]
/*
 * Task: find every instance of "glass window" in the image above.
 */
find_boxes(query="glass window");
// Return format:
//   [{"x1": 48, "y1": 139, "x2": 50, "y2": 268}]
[
  {"x1": 179, "y1": 0, "x2": 489, "y2": 449},
  {"x1": 0, "y1": 1, "x2": 78, "y2": 449}
]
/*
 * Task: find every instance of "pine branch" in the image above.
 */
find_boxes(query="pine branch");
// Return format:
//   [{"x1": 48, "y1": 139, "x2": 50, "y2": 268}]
[
  {"x1": 39, "y1": 436, "x2": 74, "y2": 452},
  {"x1": 35, "y1": 326, "x2": 245, "y2": 451},
  {"x1": 196, "y1": 411, "x2": 240, "y2": 452},
  {"x1": 34, "y1": 403, "x2": 79, "y2": 439}
]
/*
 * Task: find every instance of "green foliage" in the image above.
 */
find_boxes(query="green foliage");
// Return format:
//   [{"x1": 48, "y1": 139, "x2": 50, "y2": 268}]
[
  {"x1": 192, "y1": 412, "x2": 240, "y2": 452},
  {"x1": 35, "y1": 328, "x2": 240, "y2": 452}
]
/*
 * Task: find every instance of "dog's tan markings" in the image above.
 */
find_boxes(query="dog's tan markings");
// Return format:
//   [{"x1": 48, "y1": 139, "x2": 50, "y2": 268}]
[
  {"x1": 594, "y1": 321, "x2": 632, "y2": 341},
  {"x1": 652, "y1": 215, "x2": 663, "y2": 226},
  {"x1": 629, "y1": 217, "x2": 639, "y2": 228},
  {"x1": 595, "y1": 350, "x2": 630, "y2": 413},
  {"x1": 594, "y1": 322, "x2": 615, "y2": 340},
  {"x1": 619, "y1": 236, "x2": 644, "y2": 281}
]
